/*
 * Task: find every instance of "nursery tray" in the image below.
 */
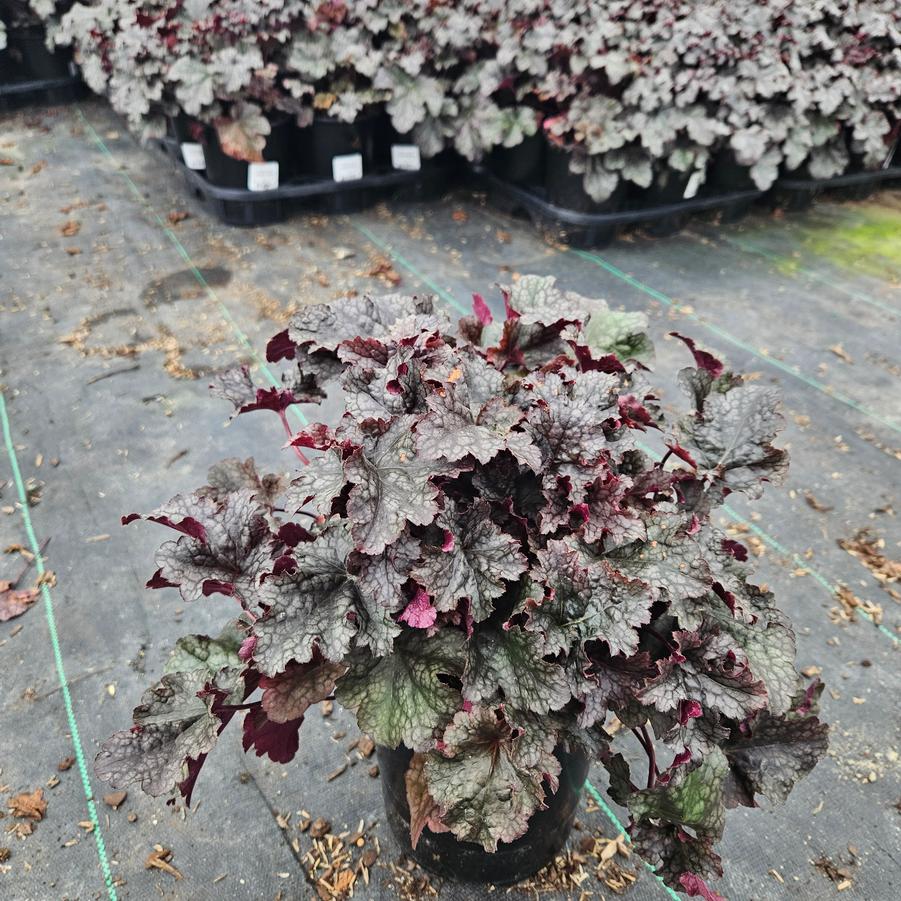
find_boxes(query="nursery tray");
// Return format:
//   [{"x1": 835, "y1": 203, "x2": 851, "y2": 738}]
[
  {"x1": 0, "y1": 74, "x2": 85, "y2": 112},
  {"x1": 156, "y1": 136, "x2": 456, "y2": 226},
  {"x1": 472, "y1": 164, "x2": 765, "y2": 248},
  {"x1": 774, "y1": 163, "x2": 901, "y2": 208}
]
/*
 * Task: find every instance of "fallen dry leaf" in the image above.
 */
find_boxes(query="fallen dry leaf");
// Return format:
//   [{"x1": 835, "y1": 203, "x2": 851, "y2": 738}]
[
  {"x1": 804, "y1": 492, "x2": 833, "y2": 513},
  {"x1": 103, "y1": 791, "x2": 127, "y2": 810},
  {"x1": 0, "y1": 158, "x2": 15, "y2": 166},
  {"x1": 829, "y1": 344, "x2": 853, "y2": 364},
  {"x1": 839, "y1": 529, "x2": 901, "y2": 588},
  {"x1": 145, "y1": 846, "x2": 182, "y2": 880},
  {"x1": 59, "y1": 220, "x2": 81, "y2": 237},
  {"x1": 65, "y1": 247, "x2": 82, "y2": 256},
  {"x1": 30, "y1": 161, "x2": 46, "y2": 176},
  {"x1": 9, "y1": 789, "x2": 47, "y2": 821},
  {"x1": 58, "y1": 757, "x2": 75, "y2": 772},
  {"x1": 167, "y1": 210, "x2": 190, "y2": 225},
  {"x1": 0, "y1": 582, "x2": 40, "y2": 622},
  {"x1": 367, "y1": 255, "x2": 402, "y2": 287}
]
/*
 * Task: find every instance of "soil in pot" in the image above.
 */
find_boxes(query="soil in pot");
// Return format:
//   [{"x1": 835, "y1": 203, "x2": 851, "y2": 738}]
[
  {"x1": 487, "y1": 132, "x2": 546, "y2": 187},
  {"x1": 378, "y1": 744, "x2": 590, "y2": 886},
  {"x1": 203, "y1": 115, "x2": 303, "y2": 190}
]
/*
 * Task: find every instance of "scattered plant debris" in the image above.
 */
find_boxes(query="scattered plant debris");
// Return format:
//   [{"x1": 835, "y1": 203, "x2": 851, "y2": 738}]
[
  {"x1": 302, "y1": 819, "x2": 380, "y2": 899},
  {"x1": 8, "y1": 789, "x2": 46, "y2": 821},
  {"x1": 513, "y1": 832, "x2": 637, "y2": 896},
  {"x1": 145, "y1": 845, "x2": 182, "y2": 880},
  {"x1": 60, "y1": 220, "x2": 81, "y2": 237},
  {"x1": 103, "y1": 791, "x2": 127, "y2": 809},
  {"x1": 387, "y1": 856, "x2": 439, "y2": 901},
  {"x1": 804, "y1": 492, "x2": 833, "y2": 513},
  {"x1": 839, "y1": 529, "x2": 901, "y2": 595},
  {"x1": 0, "y1": 582, "x2": 39, "y2": 621}
]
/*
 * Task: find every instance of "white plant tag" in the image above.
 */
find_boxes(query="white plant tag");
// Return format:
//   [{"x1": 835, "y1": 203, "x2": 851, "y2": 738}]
[
  {"x1": 684, "y1": 170, "x2": 704, "y2": 199},
  {"x1": 247, "y1": 161, "x2": 279, "y2": 192},
  {"x1": 391, "y1": 144, "x2": 421, "y2": 171},
  {"x1": 332, "y1": 153, "x2": 364, "y2": 182},
  {"x1": 181, "y1": 142, "x2": 206, "y2": 170}
]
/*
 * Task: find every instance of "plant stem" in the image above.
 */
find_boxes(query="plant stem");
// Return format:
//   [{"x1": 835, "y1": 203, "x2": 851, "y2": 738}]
[
  {"x1": 658, "y1": 448, "x2": 672, "y2": 468},
  {"x1": 278, "y1": 410, "x2": 310, "y2": 465},
  {"x1": 639, "y1": 724, "x2": 657, "y2": 788}
]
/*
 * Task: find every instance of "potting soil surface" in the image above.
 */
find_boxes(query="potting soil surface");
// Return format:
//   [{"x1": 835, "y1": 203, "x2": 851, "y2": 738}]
[{"x1": 1, "y1": 99, "x2": 900, "y2": 901}]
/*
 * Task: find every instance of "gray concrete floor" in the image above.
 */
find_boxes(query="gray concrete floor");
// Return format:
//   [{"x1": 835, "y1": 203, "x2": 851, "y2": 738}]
[{"x1": 1, "y1": 99, "x2": 900, "y2": 900}]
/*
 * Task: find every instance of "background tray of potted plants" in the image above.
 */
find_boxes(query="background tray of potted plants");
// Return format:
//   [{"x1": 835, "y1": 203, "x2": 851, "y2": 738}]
[
  {"x1": 0, "y1": 1, "x2": 84, "y2": 110},
  {"x1": 14, "y1": 0, "x2": 901, "y2": 235},
  {"x1": 153, "y1": 110, "x2": 458, "y2": 227}
]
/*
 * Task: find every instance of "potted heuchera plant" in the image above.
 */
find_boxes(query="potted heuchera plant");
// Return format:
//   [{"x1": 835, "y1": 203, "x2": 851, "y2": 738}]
[{"x1": 96, "y1": 277, "x2": 827, "y2": 896}]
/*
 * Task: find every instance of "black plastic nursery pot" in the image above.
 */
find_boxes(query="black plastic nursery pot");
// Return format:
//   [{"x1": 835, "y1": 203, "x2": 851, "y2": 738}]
[
  {"x1": 707, "y1": 149, "x2": 757, "y2": 222},
  {"x1": 377, "y1": 744, "x2": 590, "y2": 886},
  {"x1": 631, "y1": 167, "x2": 692, "y2": 237},
  {"x1": 202, "y1": 115, "x2": 303, "y2": 190},
  {"x1": 487, "y1": 131, "x2": 546, "y2": 187},
  {"x1": 4, "y1": 28, "x2": 72, "y2": 82},
  {"x1": 543, "y1": 142, "x2": 624, "y2": 246},
  {"x1": 310, "y1": 109, "x2": 385, "y2": 212}
]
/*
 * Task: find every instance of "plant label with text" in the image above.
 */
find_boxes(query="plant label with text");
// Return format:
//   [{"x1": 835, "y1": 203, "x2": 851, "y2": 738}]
[
  {"x1": 181, "y1": 143, "x2": 206, "y2": 171},
  {"x1": 247, "y1": 162, "x2": 280, "y2": 192},
  {"x1": 332, "y1": 154, "x2": 364, "y2": 182},
  {"x1": 391, "y1": 145, "x2": 422, "y2": 172}
]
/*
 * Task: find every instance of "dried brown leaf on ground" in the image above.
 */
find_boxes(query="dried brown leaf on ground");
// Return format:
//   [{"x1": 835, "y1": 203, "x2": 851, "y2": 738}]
[
  {"x1": 830, "y1": 585, "x2": 883, "y2": 626},
  {"x1": 60, "y1": 220, "x2": 81, "y2": 237},
  {"x1": 0, "y1": 585, "x2": 39, "y2": 621},
  {"x1": 103, "y1": 791, "x2": 127, "y2": 809},
  {"x1": 804, "y1": 492, "x2": 833, "y2": 513},
  {"x1": 8, "y1": 789, "x2": 47, "y2": 821},
  {"x1": 829, "y1": 344, "x2": 853, "y2": 364},
  {"x1": 839, "y1": 529, "x2": 901, "y2": 591},
  {"x1": 145, "y1": 845, "x2": 182, "y2": 879},
  {"x1": 167, "y1": 211, "x2": 190, "y2": 224},
  {"x1": 367, "y1": 256, "x2": 402, "y2": 287}
]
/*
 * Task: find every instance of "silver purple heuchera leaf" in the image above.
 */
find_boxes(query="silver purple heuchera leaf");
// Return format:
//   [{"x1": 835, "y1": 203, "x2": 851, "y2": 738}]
[
  {"x1": 335, "y1": 629, "x2": 464, "y2": 751},
  {"x1": 144, "y1": 489, "x2": 273, "y2": 605},
  {"x1": 424, "y1": 705, "x2": 560, "y2": 851},
  {"x1": 412, "y1": 499, "x2": 526, "y2": 622}
]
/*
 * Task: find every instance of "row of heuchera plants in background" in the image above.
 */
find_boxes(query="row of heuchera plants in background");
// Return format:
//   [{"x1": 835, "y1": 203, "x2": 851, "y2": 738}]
[
  {"x1": 17, "y1": 0, "x2": 901, "y2": 197},
  {"x1": 96, "y1": 277, "x2": 827, "y2": 900}
]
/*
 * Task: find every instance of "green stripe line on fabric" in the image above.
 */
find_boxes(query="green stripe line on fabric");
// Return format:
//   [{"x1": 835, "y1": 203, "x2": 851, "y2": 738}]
[
  {"x1": 75, "y1": 108, "x2": 308, "y2": 430},
  {"x1": 569, "y1": 247, "x2": 901, "y2": 438},
  {"x1": 1, "y1": 391, "x2": 119, "y2": 901}
]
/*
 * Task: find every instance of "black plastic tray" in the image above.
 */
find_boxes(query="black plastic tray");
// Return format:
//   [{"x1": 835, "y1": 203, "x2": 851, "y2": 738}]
[
  {"x1": 472, "y1": 164, "x2": 764, "y2": 248},
  {"x1": 474, "y1": 160, "x2": 901, "y2": 247},
  {"x1": 0, "y1": 74, "x2": 84, "y2": 112},
  {"x1": 155, "y1": 136, "x2": 456, "y2": 226},
  {"x1": 774, "y1": 163, "x2": 901, "y2": 209}
]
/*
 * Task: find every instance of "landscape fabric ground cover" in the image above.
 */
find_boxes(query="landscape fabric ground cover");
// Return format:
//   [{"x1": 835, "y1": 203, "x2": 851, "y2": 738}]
[{"x1": 0, "y1": 99, "x2": 900, "y2": 900}]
